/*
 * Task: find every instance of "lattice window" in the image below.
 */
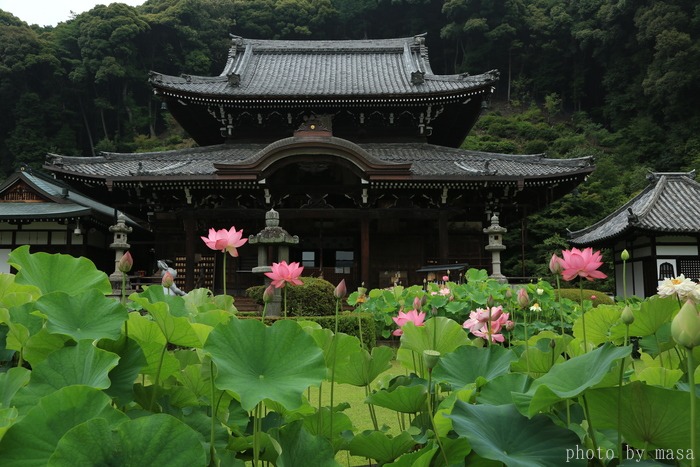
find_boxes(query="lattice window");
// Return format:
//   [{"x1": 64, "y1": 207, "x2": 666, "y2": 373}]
[
  {"x1": 678, "y1": 259, "x2": 700, "y2": 281},
  {"x1": 659, "y1": 262, "x2": 675, "y2": 280}
]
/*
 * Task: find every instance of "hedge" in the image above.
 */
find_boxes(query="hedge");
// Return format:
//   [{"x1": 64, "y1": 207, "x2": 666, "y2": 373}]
[
  {"x1": 246, "y1": 276, "x2": 336, "y2": 317},
  {"x1": 555, "y1": 288, "x2": 614, "y2": 307}
]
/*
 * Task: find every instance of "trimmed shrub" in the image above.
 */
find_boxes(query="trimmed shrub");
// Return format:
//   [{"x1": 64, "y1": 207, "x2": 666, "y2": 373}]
[
  {"x1": 245, "y1": 276, "x2": 336, "y2": 316},
  {"x1": 556, "y1": 288, "x2": 614, "y2": 307}
]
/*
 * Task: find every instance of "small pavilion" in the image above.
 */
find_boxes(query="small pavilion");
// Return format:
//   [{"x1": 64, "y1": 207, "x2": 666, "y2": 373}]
[{"x1": 569, "y1": 171, "x2": 700, "y2": 298}]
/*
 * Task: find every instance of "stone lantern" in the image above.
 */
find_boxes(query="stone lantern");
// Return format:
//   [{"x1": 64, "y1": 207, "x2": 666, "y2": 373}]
[
  {"x1": 248, "y1": 209, "x2": 299, "y2": 316},
  {"x1": 484, "y1": 214, "x2": 507, "y2": 283},
  {"x1": 109, "y1": 212, "x2": 133, "y2": 291}
]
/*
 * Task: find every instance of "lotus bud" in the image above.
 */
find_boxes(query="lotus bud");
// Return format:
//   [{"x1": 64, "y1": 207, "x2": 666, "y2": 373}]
[
  {"x1": 334, "y1": 279, "x2": 347, "y2": 299},
  {"x1": 505, "y1": 320, "x2": 515, "y2": 331},
  {"x1": 621, "y1": 305, "x2": 634, "y2": 325},
  {"x1": 490, "y1": 306, "x2": 503, "y2": 321},
  {"x1": 118, "y1": 251, "x2": 133, "y2": 273},
  {"x1": 161, "y1": 271, "x2": 174, "y2": 288},
  {"x1": 263, "y1": 284, "x2": 275, "y2": 304},
  {"x1": 549, "y1": 339, "x2": 556, "y2": 349},
  {"x1": 621, "y1": 249, "x2": 630, "y2": 261},
  {"x1": 412, "y1": 296, "x2": 422, "y2": 312},
  {"x1": 671, "y1": 300, "x2": 700, "y2": 349},
  {"x1": 442, "y1": 275, "x2": 449, "y2": 282},
  {"x1": 421, "y1": 295, "x2": 428, "y2": 308},
  {"x1": 423, "y1": 350, "x2": 441, "y2": 370},
  {"x1": 517, "y1": 288, "x2": 529, "y2": 309},
  {"x1": 549, "y1": 253, "x2": 564, "y2": 275},
  {"x1": 505, "y1": 288, "x2": 513, "y2": 299}
]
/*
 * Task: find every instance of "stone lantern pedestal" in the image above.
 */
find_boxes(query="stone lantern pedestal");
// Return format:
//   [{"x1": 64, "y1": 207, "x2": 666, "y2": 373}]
[
  {"x1": 484, "y1": 214, "x2": 507, "y2": 283},
  {"x1": 248, "y1": 209, "x2": 299, "y2": 316},
  {"x1": 108, "y1": 212, "x2": 133, "y2": 293}
]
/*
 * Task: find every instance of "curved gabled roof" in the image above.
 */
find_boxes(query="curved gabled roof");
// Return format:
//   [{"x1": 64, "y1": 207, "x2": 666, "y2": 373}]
[
  {"x1": 569, "y1": 172, "x2": 700, "y2": 246},
  {"x1": 44, "y1": 141, "x2": 593, "y2": 187},
  {"x1": 149, "y1": 35, "x2": 498, "y2": 102}
]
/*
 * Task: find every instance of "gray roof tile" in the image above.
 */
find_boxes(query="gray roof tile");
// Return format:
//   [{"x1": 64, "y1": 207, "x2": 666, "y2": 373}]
[
  {"x1": 150, "y1": 36, "x2": 498, "y2": 99},
  {"x1": 570, "y1": 172, "x2": 700, "y2": 245},
  {"x1": 45, "y1": 142, "x2": 593, "y2": 182}
]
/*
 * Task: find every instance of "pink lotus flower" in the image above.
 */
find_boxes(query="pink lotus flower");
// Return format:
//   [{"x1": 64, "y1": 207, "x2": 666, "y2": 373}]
[
  {"x1": 264, "y1": 261, "x2": 304, "y2": 288},
  {"x1": 392, "y1": 309, "x2": 426, "y2": 336},
  {"x1": 516, "y1": 288, "x2": 529, "y2": 308},
  {"x1": 464, "y1": 309, "x2": 512, "y2": 343},
  {"x1": 162, "y1": 271, "x2": 174, "y2": 288},
  {"x1": 560, "y1": 247, "x2": 607, "y2": 282},
  {"x1": 118, "y1": 251, "x2": 133, "y2": 273},
  {"x1": 334, "y1": 279, "x2": 347, "y2": 299},
  {"x1": 549, "y1": 253, "x2": 564, "y2": 275},
  {"x1": 201, "y1": 226, "x2": 248, "y2": 257}
]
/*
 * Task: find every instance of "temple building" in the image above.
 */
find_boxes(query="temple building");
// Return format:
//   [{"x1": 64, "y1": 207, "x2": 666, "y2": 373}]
[
  {"x1": 570, "y1": 171, "x2": 700, "y2": 298},
  {"x1": 42, "y1": 35, "x2": 594, "y2": 292}
]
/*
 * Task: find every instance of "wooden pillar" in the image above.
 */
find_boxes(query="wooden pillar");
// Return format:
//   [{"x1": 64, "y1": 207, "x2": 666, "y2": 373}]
[
  {"x1": 361, "y1": 217, "x2": 370, "y2": 286},
  {"x1": 439, "y1": 210, "x2": 449, "y2": 263},
  {"x1": 184, "y1": 216, "x2": 195, "y2": 291}
]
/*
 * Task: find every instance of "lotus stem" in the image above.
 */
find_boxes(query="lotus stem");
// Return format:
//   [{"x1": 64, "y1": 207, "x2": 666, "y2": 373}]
[
  {"x1": 618, "y1": 324, "x2": 630, "y2": 460},
  {"x1": 149, "y1": 345, "x2": 167, "y2": 411},
  {"x1": 580, "y1": 280, "x2": 587, "y2": 352},
  {"x1": 582, "y1": 394, "x2": 599, "y2": 460},
  {"x1": 555, "y1": 275, "x2": 565, "y2": 336},
  {"x1": 523, "y1": 309, "x2": 530, "y2": 376},
  {"x1": 329, "y1": 297, "x2": 341, "y2": 445},
  {"x1": 688, "y1": 349, "x2": 697, "y2": 467},
  {"x1": 222, "y1": 253, "x2": 226, "y2": 297},
  {"x1": 283, "y1": 286, "x2": 288, "y2": 318},
  {"x1": 210, "y1": 360, "x2": 217, "y2": 466},
  {"x1": 253, "y1": 402, "x2": 262, "y2": 467},
  {"x1": 427, "y1": 368, "x2": 449, "y2": 466}
]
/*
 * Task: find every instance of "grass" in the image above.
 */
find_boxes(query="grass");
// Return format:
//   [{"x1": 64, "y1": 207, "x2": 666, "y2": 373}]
[{"x1": 308, "y1": 360, "x2": 405, "y2": 466}]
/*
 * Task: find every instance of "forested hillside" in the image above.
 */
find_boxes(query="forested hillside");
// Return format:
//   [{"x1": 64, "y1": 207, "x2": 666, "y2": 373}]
[{"x1": 1, "y1": 0, "x2": 698, "y2": 276}]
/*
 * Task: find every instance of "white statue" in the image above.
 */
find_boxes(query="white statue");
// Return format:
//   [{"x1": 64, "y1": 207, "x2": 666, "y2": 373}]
[{"x1": 157, "y1": 260, "x2": 186, "y2": 296}]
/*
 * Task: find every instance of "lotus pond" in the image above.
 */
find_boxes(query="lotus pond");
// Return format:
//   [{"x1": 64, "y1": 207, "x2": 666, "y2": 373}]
[{"x1": 0, "y1": 245, "x2": 699, "y2": 466}]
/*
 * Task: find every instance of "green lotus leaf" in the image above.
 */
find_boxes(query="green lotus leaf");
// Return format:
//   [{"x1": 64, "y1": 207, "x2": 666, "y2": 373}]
[
  {"x1": 397, "y1": 317, "x2": 469, "y2": 374},
  {"x1": 30, "y1": 339, "x2": 120, "y2": 391},
  {"x1": 477, "y1": 373, "x2": 533, "y2": 406},
  {"x1": 366, "y1": 375, "x2": 428, "y2": 413},
  {"x1": 432, "y1": 345, "x2": 517, "y2": 390},
  {"x1": 205, "y1": 318, "x2": 326, "y2": 411},
  {"x1": 611, "y1": 295, "x2": 678, "y2": 339},
  {"x1": 586, "y1": 381, "x2": 700, "y2": 453},
  {"x1": 8, "y1": 245, "x2": 111, "y2": 296},
  {"x1": 447, "y1": 401, "x2": 586, "y2": 467},
  {"x1": 306, "y1": 327, "x2": 363, "y2": 376},
  {"x1": 400, "y1": 316, "x2": 469, "y2": 355},
  {"x1": 512, "y1": 342, "x2": 631, "y2": 417},
  {"x1": 48, "y1": 413, "x2": 206, "y2": 466},
  {"x1": 98, "y1": 337, "x2": 147, "y2": 406},
  {"x1": 0, "y1": 407, "x2": 18, "y2": 441},
  {"x1": 348, "y1": 430, "x2": 416, "y2": 465},
  {"x1": 0, "y1": 273, "x2": 41, "y2": 307},
  {"x1": 22, "y1": 328, "x2": 68, "y2": 368},
  {"x1": 273, "y1": 419, "x2": 340, "y2": 466},
  {"x1": 0, "y1": 367, "x2": 31, "y2": 408},
  {"x1": 632, "y1": 366, "x2": 683, "y2": 388},
  {"x1": 147, "y1": 302, "x2": 205, "y2": 347},
  {"x1": 573, "y1": 305, "x2": 623, "y2": 346},
  {"x1": 0, "y1": 385, "x2": 126, "y2": 465},
  {"x1": 35, "y1": 290, "x2": 127, "y2": 342},
  {"x1": 130, "y1": 286, "x2": 189, "y2": 317},
  {"x1": 335, "y1": 345, "x2": 394, "y2": 387},
  {"x1": 125, "y1": 313, "x2": 179, "y2": 378},
  {"x1": 511, "y1": 345, "x2": 566, "y2": 377},
  {"x1": 386, "y1": 444, "x2": 438, "y2": 467},
  {"x1": 303, "y1": 406, "x2": 353, "y2": 452}
]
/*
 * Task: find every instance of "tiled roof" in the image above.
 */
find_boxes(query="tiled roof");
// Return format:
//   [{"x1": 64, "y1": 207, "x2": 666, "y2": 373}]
[
  {"x1": 45, "y1": 141, "x2": 593, "y2": 182},
  {"x1": 149, "y1": 36, "x2": 498, "y2": 100},
  {"x1": 570, "y1": 172, "x2": 700, "y2": 245},
  {"x1": 0, "y1": 168, "x2": 139, "y2": 224},
  {"x1": 0, "y1": 203, "x2": 90, "y2": 219}
]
